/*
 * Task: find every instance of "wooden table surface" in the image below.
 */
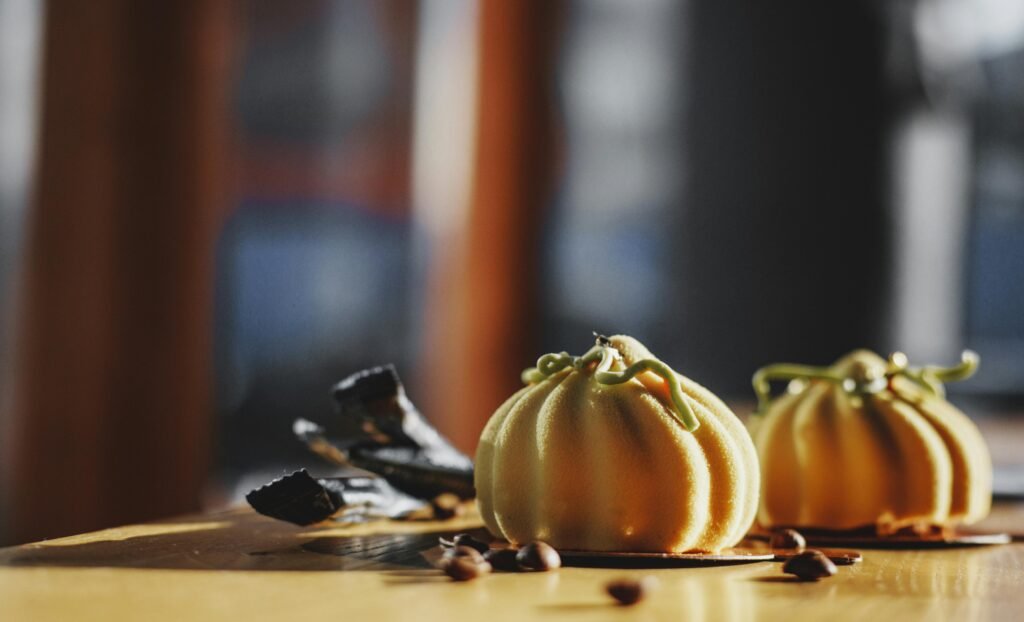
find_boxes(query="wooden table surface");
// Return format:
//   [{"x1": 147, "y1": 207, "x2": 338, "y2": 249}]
[{"x1": 2, "y1": 503, "x2": 1023, "y2": 622}]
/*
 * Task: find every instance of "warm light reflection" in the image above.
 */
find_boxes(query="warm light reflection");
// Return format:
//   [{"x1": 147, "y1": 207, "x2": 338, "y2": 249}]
[
  {"x1": 673, "y1": 572, "x2": 756, "y2": 622},
  {"x1": 37, "y1": 522, "x2": 231, "y2": 548}
]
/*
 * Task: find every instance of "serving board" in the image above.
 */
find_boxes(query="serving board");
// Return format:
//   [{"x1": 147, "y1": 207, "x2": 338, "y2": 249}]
[
  {"x1": 769, "y1": 547, "x2": 862, "y2": 565},
  {"x1": 798, "y1": 531, "x2": 1011, "y2": 549},
  {"x1": 748, "y1": 528, "x2": 1010, "y2": 550},
  {"x1": 557, "y1": 547, "x2": 774, "y2": 567}
]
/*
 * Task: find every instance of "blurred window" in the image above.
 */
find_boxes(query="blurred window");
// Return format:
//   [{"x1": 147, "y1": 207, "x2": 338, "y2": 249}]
[
  {"x1": 215, "y1": 1, "x2": 417, "y2": 485},
  {"x1": 544, "y1": 0, "x2": 684, "y2": 353},
  {"x1": 898, "y1": 0, "x2": 1024, "y2": 395}
]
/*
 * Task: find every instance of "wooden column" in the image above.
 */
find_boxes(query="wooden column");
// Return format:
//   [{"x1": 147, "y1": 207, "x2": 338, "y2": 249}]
[
  {"x1": 1, "y1": 1, "x2": 233, "y2": 544},
  {"x1": 421, "y1": 0, "x2": 561, "y2": 451}
]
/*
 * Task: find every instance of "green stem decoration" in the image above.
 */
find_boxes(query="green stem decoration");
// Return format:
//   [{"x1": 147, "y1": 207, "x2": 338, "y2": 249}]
[
  {"x1": 891, "y1": 350, "x2": 979, "y2": 399},
  {"x1": 751, "y1": 350, "x2": 980, "y2": 413},
  {"x1": 752, "y1": 364, "x2": 847, "y2": 414},
  {"x1": 520, "y1": 337, "x2": 700, "y2": 432},
  {"x1": 595, "y1": 359, "x2": 700, "y2": 432}
]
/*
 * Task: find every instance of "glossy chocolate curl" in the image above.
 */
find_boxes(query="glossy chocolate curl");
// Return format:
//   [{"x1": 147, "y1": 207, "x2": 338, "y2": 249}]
[
  {"x1": 295, "y1": 365, "x2": 475, "y2": 500},
  {"x1": 246, "y1": 469, "x2": 427, "y2": 526}
]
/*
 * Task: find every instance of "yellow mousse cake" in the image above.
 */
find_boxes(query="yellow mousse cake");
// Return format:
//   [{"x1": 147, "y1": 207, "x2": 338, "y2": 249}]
[
  {"x1": 474, "y1": 335, "x2": 759, "y2": 553},
  {"x1": 751, "y1": 350, "x2": 992, "y2": 534}
]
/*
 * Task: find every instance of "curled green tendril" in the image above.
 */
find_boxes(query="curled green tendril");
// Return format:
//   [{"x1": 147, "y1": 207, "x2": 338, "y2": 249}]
[
  {"x1": 752, "y1": 364, "x2": 846, "y2": 414},
  {"x1": 537, "y1": 352, "x2": 574, "y2": 376},
  {"x1": 594, "y1": 358, "x2": 700, "y2": 432},
  {"x1": 520, "y1": 338, "x2": 700, "y2": 432},
  {"x1": 892, "y1": 350, "x2": 979, "y2": 399},
  {"x1": 521, "y1": 367, "x2": 546, "y2": 384},
  {"x1": 576, "y1": 345, "x2": 606, "y2": 369},
  {"x1": 751, "y1": 350, "x2": 980, "y2": 414}
]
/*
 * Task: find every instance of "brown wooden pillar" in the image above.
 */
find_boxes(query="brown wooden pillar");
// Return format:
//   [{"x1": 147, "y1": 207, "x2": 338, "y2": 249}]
[
  {"x1": 421, "y1": 0, "x2": 561, "y2": 452},
  {"x1": 1, "y1": 1, "x2": 234, "y2": 544}
]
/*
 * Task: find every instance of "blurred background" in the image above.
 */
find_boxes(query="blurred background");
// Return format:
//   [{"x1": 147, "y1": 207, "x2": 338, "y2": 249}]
[{"x1": 1, "y1": 0, "x2": 1023, "y2": 545}]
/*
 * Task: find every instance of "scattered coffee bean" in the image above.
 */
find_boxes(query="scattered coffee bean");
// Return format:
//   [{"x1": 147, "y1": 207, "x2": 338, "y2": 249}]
[
  {"x1": 516, "y1": 541, "x2": 561, "y2": 571},
  {"x1": 605, "y1": 577, "x2": 655, "y2": 605},
  {"x1": 782, "y1": 550, "x2": 837, "y2": 581},
  {"x1": 442, "y1": 545, "x2": 485, "y2": 565},
  {"x1": 444, "y1": 557, "x2": 492, "y2": 581},
  {"x1": 431, "y1": 493, "x2": 462, "y2": 520},
  {"x1": 770, "y1": 528, "x2": 806, "y2": 551},
  {"x1": 453, "y1": 533, "x2": 490, "y2": 554},
  {"x1": 483, "y1": 548, "x2": 520, "y2": 572}
]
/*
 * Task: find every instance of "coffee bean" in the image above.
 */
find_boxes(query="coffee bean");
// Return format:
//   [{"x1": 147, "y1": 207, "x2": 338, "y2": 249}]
[
  {"x1": 444, "y1": 557, "x2": 492, "y2": 581},
  {"x1": 442, "y1": 545, "x2": 485, "y2": 564},
  {"x1": 770, "y1": 528, "x2": 806, "y2": 551},
  {"x1": 453, "y1": 533, "x2": 490, "y2": 554},
  {"x1": 516, "y1": 541, "x2": 561, "y2": 571},
  {"x1": 483, "y1": 548, "x2": 519, "y2": 572},
  {"x1": 605, "y1": 578, "x2": 654, "y2": 605},
  {"x1": 782, "y1": 550, "x2": 837, "y2": 581},
  {"x1": 431, "y1": 493, "x2": 462, "y2": 520}
]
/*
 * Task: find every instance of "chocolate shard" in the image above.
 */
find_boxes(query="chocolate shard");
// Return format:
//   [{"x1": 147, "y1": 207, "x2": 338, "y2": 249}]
[
  {"x1": 246, "y1": 469, "x2": 429, "y2": 525},
  {"x1": 329, "y1": 365, "x2": 472, "y2": 469},
  {"x1": 293, "y1": 365, "x2": 475, "y2": 500},
  {"x1": 245, "y1": 469, "x2": 342, "y2": 526},
  {"x1": 346, "y1": 446, "x2": 476, "y2": 500},
  {"x1": 293, "y1": 418, "x2": 476, "y2": 500},
  {"x1": 332, "y1": 365, "x2": 403, "y2": 411}
]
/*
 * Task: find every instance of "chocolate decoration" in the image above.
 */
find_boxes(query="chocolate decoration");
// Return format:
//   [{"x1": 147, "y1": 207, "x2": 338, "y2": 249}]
[
  {"x1": 246, "y1": 469, "x2": 427, "y2": 526},
  {"x1": 797, "y1": 531, "x2": 1011, "y2": 549},
  {"x1": 555, "y1": 548, "x2": 774, "y2": 567},
  {"x1": 293, "y1": 365, "x2": 475, "y2": 499},
  {"x1": 331, "y1": 365, "x2": 471, "y2": 468},
  {"x1": 246, "y1": 470, "x2": 342, "y2": 526}
]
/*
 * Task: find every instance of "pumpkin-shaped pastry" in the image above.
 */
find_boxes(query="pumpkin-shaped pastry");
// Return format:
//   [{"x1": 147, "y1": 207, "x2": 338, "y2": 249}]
[
  {"x1": 750, "y1": 350, "x2": 991, "y2": 534},
  {"x1": 474, "y1": 335, "x2": 759, "y2": 553}
]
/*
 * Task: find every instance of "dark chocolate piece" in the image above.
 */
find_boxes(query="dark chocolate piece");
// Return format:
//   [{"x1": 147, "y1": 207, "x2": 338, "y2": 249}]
[
  {"x1": 348, "y1": 447, "x2": 475, "y2": 500},
  {"x1": 245, "y1": 469, "x2": 427, "y2": 526},
  {"x1": 293, "y1": 419, "x2": 475, "y2": 499},
  {"x1": 293, "y1": 365, "x2": 475, "y2": 500},
  {"x1": 245, "y1": 469, "x2": 342, "y2": 526},
  {"x1": 330, "y1": 365, "x2": 472, "y2": 470}
]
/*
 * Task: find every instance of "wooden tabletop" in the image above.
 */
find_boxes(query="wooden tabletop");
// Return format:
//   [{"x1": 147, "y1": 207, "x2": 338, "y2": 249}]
[{"x1": 2, "y1": 503, "x2": 1023, "y2": 622}]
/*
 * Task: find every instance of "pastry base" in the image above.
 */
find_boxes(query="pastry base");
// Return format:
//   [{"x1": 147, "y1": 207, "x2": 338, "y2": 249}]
[
  {"x1": 557, "y1": 548, "x2": 773, "y2": 567},
  {"x1": 797, "y1": 530, "x2": 1009, "y2": 549},
  {"x1": 750, "y1": 527, "x2": 1010, "y2": 549}
]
